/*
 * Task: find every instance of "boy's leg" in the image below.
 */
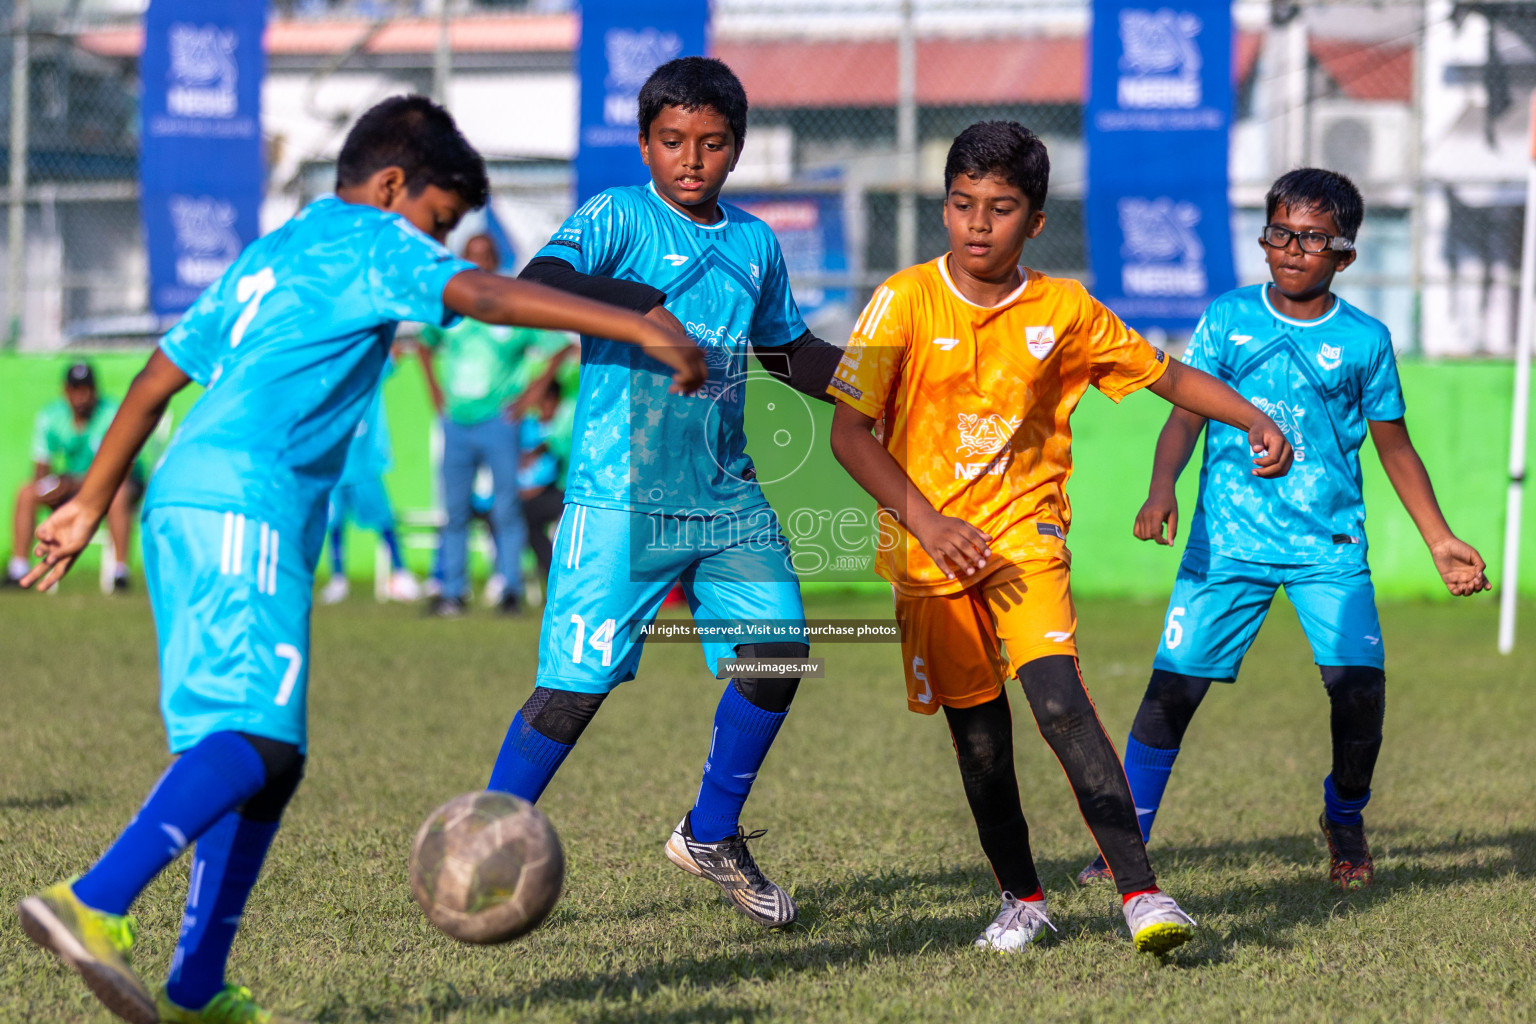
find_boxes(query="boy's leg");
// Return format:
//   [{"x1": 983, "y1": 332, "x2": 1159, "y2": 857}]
[
  {"x1": 487, "y1": 504, "x2": 672, "y2": 799},
  {"x1": 483, "y1": 418, "x2": 528, "y2": 602},
  {"x1": 439, "y1": 419, "x2": 477, "y2": 603},
  {"x1": 661, "y1": 511, "x2": 806, "y2": 927},
  {"x1": 523, "y1": 485, "x2": 563, "y2": 580},
  {"x1": 1286, "y1": 563, "x2": 1387, "y2": 888},
  {"x1": 892, "y1": 583, "x2": 1055, "y2": 950},
  {"x1": 1127, "y1": 555, "x2": 1276, "y2": 841},
  {"x1": 163, "y1": 734, "x2": 304, "y2": 1013}
]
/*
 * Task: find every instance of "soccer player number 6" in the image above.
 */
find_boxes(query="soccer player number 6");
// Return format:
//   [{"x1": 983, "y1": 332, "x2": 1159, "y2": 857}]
[{"x1": 1164, "y1": 607, "x2": 1186, "y2": 649}]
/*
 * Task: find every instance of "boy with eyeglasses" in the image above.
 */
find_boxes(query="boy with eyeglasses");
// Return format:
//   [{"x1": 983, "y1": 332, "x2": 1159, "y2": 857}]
[{"x1": 1076, "y1": 167, "x2": 1489, "y2": 892}]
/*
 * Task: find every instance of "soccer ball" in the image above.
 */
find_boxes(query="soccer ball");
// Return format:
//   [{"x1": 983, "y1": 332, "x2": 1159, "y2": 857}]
[{"x1": 408, "y1": 790, "x2": 565, "y2": 944}]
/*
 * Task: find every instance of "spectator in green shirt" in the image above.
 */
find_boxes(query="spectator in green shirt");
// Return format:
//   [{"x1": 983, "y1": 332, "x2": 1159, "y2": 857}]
[
  {"x1": 8, "y1": 362, "x2": 142, "y2": 589},
  {"x1": 417, "y1": 233, "x2": 573, "y2": 616}
]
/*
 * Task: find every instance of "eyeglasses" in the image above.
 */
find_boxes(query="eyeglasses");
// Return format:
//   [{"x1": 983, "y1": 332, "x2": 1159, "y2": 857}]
[{"x1": 1260, "y1": 224, "x2": 1355, "y2": 254}]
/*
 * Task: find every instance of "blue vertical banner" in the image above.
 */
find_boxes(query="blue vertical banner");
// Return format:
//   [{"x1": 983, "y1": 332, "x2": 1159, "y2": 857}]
[
  {"x1": 1085, "y1": 0, "x2": 1234, "y2": 331},
  {"x1": 140, "y1": 0, "x2": 265, "y2": 316},
  {"x1": 577, "y1": 0, "x2": 709, "y2": 204}
]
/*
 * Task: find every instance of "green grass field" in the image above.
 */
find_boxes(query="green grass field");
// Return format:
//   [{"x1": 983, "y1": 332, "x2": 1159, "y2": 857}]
[{"x1": 2, "y1": 587, "x2": 1533, "y2": 1023}]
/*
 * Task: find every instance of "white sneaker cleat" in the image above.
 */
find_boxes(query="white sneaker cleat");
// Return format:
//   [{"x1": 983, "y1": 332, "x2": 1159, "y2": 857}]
[
  {"x1": 974, "y1": 892, "x2": 1056, "y2": 952},
  {"x1": 387, "y1": 569, "x2": 422, "y2": 603},
  {"x1": 1122, "y1": 890, "x2": 1197, "y2": 954},
  {"x1": 483, "y1": 573, "x2": 506, "y2": 607},
  {"x1": 319, "y1": 576, "x2": 350, "y2": 605},
  {"x1": 665, "y1": 815, "x2": 797, "y2": 927}
]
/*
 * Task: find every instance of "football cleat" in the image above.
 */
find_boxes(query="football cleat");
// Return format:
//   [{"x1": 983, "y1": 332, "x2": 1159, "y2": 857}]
[
  {"x1": 1122, "y1": 890, "x2": 1197, "y2": 954},
  {"x1": 425, "y1": 595, "x2": 466, "y2": 618},
  {"x1": 665, "y1": 815, "x2": 797, "y2": 927},
  {"x1": 318, "y1": 576, "x2": 350, "y2": 605},
  {"x1": 17, "y1": 879, "x2": 157, "y2": 1024},
  {"x1": 1320, "y1": 813, "x2": 1374, "y2": 890},
  {"x1": 1076, "y1": 853, "x2": 1113, "y2": 885},
  {"x1": 974, "y1": 892, "x2": 1056, "y2": 952},
  {"x1": 157, "y1": 984, "x2": 307, "y2": 1024}
]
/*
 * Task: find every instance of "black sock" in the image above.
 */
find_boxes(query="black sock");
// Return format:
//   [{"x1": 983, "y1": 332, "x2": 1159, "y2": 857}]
[{"x1": 944, "y1": 694, "x2": 1041, "y2": 897}]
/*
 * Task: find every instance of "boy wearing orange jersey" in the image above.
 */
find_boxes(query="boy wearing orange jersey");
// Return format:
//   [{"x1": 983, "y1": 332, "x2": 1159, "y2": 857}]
[{"x1": 829, "y1": 121, "x2": 1294, "y2": 954}]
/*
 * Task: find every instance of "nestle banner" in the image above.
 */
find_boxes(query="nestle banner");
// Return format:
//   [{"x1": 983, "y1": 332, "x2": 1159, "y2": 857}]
[
  {"x1": 728, "y1": 192, "x2": 850, "y2": 329},
  {"x1": 140, "y1": 0, "x2": 265, "y2": 316},
  {"x1": 1085, "y1": 1, "x2": 1235, "y2": 332},
  {"x1": 576, "y1": 0, "x2": 709, "y2": 203}
]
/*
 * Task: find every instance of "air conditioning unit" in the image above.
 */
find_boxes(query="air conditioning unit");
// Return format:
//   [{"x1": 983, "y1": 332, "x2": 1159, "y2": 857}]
[{"x1": 1308, "y1": 101, "x2": 1411, "y2": 185}]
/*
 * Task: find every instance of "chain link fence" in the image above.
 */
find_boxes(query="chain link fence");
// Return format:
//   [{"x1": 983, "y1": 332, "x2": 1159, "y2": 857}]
[{"x1": 4, "y1": 0, "x2": 1535, "y2": 354}]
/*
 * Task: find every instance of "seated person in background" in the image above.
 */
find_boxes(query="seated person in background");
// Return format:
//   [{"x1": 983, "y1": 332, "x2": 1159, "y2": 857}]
[
  {"x1": 9, "y1": 362, "x2": 140, "y2": 591},
  {"x1": 319, "y1": 359, "x2": 421, "y2": 605},
  {"x1": 516, "y1": 376, "x2": 572, "y2": 583}
]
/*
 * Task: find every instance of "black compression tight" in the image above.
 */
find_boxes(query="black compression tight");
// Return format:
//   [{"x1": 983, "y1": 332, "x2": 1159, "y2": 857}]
[
  {"x1": 1017, "y1": 655, "x2": 1156, "y2": 895},
  {"x1": 943, "y1": 695, "x2": 1040, "y2": 897}
]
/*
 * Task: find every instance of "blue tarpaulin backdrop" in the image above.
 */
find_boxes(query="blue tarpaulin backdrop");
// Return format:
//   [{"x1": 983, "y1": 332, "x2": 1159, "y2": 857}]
[
  {"x1": 140, "y1": 0, "x2": 265, "y2": 316},
  {"x1": 1086, "y1": 0, "x2": 1235, "y2": 332}
]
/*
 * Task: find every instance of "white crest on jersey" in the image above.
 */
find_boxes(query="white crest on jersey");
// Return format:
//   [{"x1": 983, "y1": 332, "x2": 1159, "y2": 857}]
[
  {"x1": 1025, "y1": 325, "x2": 1057, "y2": 358},
  {"x1": 1317, "y1": 342, "x2": 1342, "y2": 371}
]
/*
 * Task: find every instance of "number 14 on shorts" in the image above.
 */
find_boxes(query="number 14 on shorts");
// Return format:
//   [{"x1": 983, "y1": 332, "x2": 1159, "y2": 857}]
[{"x1": 569, "y1": 614, "x2": 616, "y2": 667}]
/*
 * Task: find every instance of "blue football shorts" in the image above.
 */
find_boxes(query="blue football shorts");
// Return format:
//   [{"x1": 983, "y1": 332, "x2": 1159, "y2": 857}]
[
  {"x1": 144, "y1": 505, "x2": 317, "y2": 753},
  {"x1": 328, "y1": 473, "x2": 395, "y2": 533},
  {"x1": 1151, "y1": 548, "x2": 1385, "y2": 680},
  {"x1": 536, "y1": 502, "x2": 807, "y2": 693}
]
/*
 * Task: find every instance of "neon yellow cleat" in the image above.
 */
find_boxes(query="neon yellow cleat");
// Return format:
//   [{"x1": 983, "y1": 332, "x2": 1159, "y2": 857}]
[
  {"x1": 17, "y1": 878, "x2": 158, "y2": 1024},
  {"x1": 1122, "y1": 890, "x2": 1197, "y2": 954},
  {"x1": 156, "y1": 984, "x2": 309, "y2": 1024}
]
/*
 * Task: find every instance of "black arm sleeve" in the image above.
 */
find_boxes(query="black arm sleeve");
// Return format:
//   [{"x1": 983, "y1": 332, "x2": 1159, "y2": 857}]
[
  {"x1": 752, "y1": 330, "x2": 844, "y2": 404},
  {"x1": 519, "y1": 256, "x2": 667, "y2": 315}
]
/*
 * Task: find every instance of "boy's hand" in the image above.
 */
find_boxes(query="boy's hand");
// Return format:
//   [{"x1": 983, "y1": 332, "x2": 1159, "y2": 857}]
[
  {"x1": 1247, "y1": 416, "x2": 1294, "y2": 478},
  {"x1": 639, "y1": 315, "x2": 707, "y2": 395},
  {"x1": 910, "y1": 509, "x2": 992, "y2": 579},
  {"x1": 20, "y1": 500, "x2": 103, "y2": 590},
  {"x1": 1429, "y1": 536, "x2": 1491, "y2": 596},
  {"x1": 1134, "y1": 488, "x2": 1179, "y2": 545}
]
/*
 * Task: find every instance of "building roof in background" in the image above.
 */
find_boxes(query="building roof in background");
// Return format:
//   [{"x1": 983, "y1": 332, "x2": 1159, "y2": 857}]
[
  {"x1": 76, "y1": 13, "x2": 575, "y2": 60},
  {"x1": 1310, "y1": 39, "x2": 1414, "y2": 102},
  {"x1": 77, "y1": 16, "x2": 1407, "y2": 107}
]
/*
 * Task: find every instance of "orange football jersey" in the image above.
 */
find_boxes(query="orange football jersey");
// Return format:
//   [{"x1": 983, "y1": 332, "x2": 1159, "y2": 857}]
[{"x1": 829, "y1": 255, "x2": 1168, "y2": 595}]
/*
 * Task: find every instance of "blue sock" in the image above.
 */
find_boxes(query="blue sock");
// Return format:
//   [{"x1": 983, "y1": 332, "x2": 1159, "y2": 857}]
[
  {"x1": 73, "y1": 732, "x2": 267, "y2": 916},
  {"x1": 329, "y1": 525, "x2": 344, "y2": 575},
  {"x1": 165, "y1": 812, "x2": 280, "y2": 1011},
  {"x1": 381, "y1": 528, "x2": 404, "y2": 571},
  {"x1": 486, "y1": 713, "x2": 573, "y2": 802},
  {"x1": 1323, "y1": 773, "x2": 1370, "y2": 826},
  {"x1": 690, "y1": 685, "x2": 787, "y2": 844},
  {"x1": 1123, "y1": 736, "x2": 1181, "y2": 843}
]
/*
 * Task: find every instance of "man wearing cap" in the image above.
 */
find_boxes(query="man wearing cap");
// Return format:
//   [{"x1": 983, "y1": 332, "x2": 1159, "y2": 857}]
[{"x1": 8, "y1": 363, "x2": 141, "y2": 590}]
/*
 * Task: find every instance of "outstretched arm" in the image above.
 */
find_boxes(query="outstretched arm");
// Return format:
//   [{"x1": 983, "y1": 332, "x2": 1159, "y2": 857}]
[
  {"x1": 441, "y1": 270, "x2": 705, "y2": 394},
  {"x1": 22, "y1": 350, "x2": 190, "y2": 589},
  {"x1": 1134, "y1": 407, "x2": 1207, "y2": 546},
  {"x1": 1146, "y1": 359, "x2": 1293, "y2": 478},
  {"x1": 1370, "y1": 417, "x2": 1490, "y2": 596},
  {"x1": 829, "y1": 401, "x2": 991, "y2": 579}
]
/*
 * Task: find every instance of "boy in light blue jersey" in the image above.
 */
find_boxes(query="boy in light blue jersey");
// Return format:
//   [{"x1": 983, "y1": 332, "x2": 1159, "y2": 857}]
[
  {"x1": 15, "y1": 96, "x2": 700, "y2": 1024},
  {"x1": 487, "y1": 57, "x2": 845, "y2": 928},
  {"x1": 1078, "y1": 169, "x2": 1489, "y2": 892}
]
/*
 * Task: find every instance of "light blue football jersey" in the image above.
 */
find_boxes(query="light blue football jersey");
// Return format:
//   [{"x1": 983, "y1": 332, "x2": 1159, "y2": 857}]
[
  {"x1": 532, "y1": 183, "x2": 808, "y2": 515},
  {"x1": 150, "y1": 195, "x2": 472, "y2": 546},
  {"x1": 339, "y1": 363, "x2": 394, "y2": 485},
  {"x1": 1182, "y1": 284, "x2": 1406, "y2": 565}
]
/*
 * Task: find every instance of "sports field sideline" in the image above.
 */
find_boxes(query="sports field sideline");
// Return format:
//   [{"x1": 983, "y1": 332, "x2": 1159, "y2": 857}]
[{"x1": 3, "y1": 588, "x2": 1532, "y2": 1023}]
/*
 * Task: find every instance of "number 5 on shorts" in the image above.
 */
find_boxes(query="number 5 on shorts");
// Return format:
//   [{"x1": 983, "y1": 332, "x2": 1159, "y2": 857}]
[{"x1": 1163, "y1": 607, "x2": 1186, "y2": 650}]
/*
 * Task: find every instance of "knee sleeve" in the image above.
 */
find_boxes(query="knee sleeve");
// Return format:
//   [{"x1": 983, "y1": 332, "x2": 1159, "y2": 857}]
[
  {"x1": 236, "y1": 733, "x2": 305, "y2": 823},
  {"x1": 943, "y1": 694, "x2": 1014, "y2": 785},
  {"x1": 1016, "y1": 655, "x2": 1099, "y2": 740},
  {"x1": 729, "y1": 642, "x2": 808, "y2": 713},
  {"x1": 520, "y1": 686, "x2": 607, "y2": 746},
  {"x1": 1129, "y1": 670, "x2": 1213, "y2": 749},
  {"x1": 1321, "y1": 665, "x2": 1386, "y2": 798}
]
